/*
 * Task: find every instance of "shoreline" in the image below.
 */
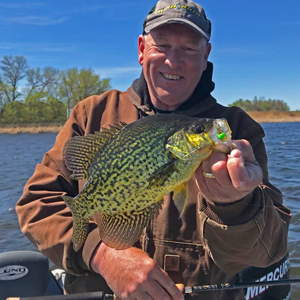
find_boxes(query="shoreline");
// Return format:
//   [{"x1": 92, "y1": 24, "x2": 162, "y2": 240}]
[
  {"x1": 0, "y1": 124, "x2": 64, "y2": 134},
  {"x1": 246, "y1": 111, "x2": 300, "y2": 124},
  {"x1": 0, "y1": 111, "x2": 299, "y2": 134}
]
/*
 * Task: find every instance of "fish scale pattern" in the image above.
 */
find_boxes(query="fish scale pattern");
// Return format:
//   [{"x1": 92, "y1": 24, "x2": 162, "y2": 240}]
[
  {"x1": 63, "y1": 114, "x2": 232, "y2": 250},
  {"x1": 82, "y1": 119, "x2": 173, "y2": 216}
]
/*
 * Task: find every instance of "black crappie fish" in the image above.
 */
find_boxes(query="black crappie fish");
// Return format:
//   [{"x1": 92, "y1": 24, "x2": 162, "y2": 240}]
[{"x1": 62, "y1": 114, "x2": 232, "y2": 251}]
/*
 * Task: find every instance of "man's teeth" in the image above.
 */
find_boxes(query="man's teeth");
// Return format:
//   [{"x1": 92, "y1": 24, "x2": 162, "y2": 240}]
[{"x1": 162, "y1": 73, "x2": 180, "y2": 80}]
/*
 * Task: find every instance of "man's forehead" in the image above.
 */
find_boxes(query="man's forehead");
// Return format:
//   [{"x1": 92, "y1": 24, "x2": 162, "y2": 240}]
[{"x1": 149, "y1": 23, "x2": 204, "y2": 42}]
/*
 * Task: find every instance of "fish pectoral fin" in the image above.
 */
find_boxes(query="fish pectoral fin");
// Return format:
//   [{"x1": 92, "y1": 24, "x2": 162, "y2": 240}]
[
  {"x1": 148, "y1": 159, "x2": 177, "y2": 187},
  {"x1": 173, "y1": 182, "x2": 188, "y2": 218},
  {"x1": 98, "y1": 200, "x2": 164, "y2": 250},
  {"x1": 62, "y1": 195, "x2": 89, "y2": 252}
]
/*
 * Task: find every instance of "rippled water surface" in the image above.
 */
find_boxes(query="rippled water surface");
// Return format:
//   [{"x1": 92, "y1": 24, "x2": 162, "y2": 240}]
[
  {"x1": 0, "y1": 133, "x2": 57, "y2": 253},
  {"x1": 261, "y1": 123, "x2": 300, "y2": 297},
  {"x1": 0, "y1": 122, "x2": 300, "y2": 296}
]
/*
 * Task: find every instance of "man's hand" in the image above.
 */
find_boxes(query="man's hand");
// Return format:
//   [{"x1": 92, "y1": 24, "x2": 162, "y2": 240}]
[
  {"x1": 195, "y1": 139, "x2": 263, "y2": 203},
  {"x1": 91, "y1": 243, "x2": 184, "y2": 300}
]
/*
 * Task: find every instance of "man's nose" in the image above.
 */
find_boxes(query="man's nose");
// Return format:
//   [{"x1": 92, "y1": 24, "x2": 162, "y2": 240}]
[{"x1": 164, "y1": 49, "x2": 183, "y2": 68}]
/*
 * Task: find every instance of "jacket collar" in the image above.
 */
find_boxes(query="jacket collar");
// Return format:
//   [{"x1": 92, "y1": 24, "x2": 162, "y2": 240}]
[{"x1": 127, "y1": 61, "x2": 217, "y2": 117}]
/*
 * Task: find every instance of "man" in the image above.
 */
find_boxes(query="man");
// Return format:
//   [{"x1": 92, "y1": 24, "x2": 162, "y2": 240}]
[{"x1": 16, "y1": 0, "x2": 291, "y2": 299}]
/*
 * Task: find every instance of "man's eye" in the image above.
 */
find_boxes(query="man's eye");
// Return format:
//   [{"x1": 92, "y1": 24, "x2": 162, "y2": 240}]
[{"x1": 184, "y1": 47, "x2": 196, "y2": 52}]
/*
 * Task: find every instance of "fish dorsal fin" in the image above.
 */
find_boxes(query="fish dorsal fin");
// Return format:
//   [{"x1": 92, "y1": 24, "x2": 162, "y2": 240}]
[
  {"x1": 63, "y1": 133, "x2": 112, "y2": 180},
  {"x1": 109, "y1": 123, "x2": 127, "y2": 132},
  {"x1": 149, "y1": 159, "x2": 177, "y2": 187},
  {"x1": 63, "y1": 122, "x2": 127, "y2": 180},
  {"x1": 98, "y1": 200, "x2": 163, "y2": 250}
]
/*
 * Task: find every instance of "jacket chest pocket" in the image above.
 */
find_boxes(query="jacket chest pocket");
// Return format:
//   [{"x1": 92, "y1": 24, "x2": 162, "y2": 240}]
[{"x1": 141, "y1": 235, "x2": 210, "y2": 287}]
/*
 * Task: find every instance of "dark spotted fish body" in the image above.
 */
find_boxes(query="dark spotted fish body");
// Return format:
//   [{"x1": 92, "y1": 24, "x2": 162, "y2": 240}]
[{"x1": 62, "y1": 114, "x2": 232, "y2": 251}]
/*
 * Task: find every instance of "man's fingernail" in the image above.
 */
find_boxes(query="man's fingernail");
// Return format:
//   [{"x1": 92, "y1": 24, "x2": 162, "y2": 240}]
[{"x1": 230, "y1": 149, "x2": 241, "y2": 158}]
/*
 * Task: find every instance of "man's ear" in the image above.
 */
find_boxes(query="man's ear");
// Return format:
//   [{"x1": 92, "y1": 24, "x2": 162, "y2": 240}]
[
  {"x1": 203, "y1": 43, "x2": 212, "y2": 70},
  {"x1": 138, "y1": 35, "x2": 145, "y2": 66}
]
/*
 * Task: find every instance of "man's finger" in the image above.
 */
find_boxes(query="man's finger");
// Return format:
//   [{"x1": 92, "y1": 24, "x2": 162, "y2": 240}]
[
  {"x1": 209, "y1": 152, "x2": 231, "y2": 186},
  {"x1": 227, "y1": 147, "x2": 262, "y2": 191},
  {"x1": 154, "y1": 270, "x2": 185, "y2": 300},
  {"x1": 227, "y1": 149, "x2": 249, "y2": 190},
  {"x1": 232, "y1": 140, "x2": 257, "y2": 163},
  {"x1": 176, "y1": 283, "x2": 185, "y2": 292}
]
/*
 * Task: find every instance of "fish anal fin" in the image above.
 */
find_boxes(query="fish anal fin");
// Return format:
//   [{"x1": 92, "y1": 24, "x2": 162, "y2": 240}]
[
  {"x1": 98, "y1": 200, "x2": 163, "y2": 250},
  {"x1": 98, "y1": 211, "x2": 149, "y2": 250},
  {"x1": 149, "y1": 159, "x2": 177, "y2": 187},
  {"x1": 173, "y1": 182, "x2": 188, "y2": 218}
]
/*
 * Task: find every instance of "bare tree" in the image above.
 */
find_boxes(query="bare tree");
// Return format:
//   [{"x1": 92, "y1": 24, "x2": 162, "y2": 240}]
[
  {"x1": 24, "y1": 66, "x2": 59, "y2": 101},
  {"x1": 0, "y1": 85, "x2": 4, "y2": 110},
  {"x1": 0, "y1": 55, "x2": 28, "y2": 103}
]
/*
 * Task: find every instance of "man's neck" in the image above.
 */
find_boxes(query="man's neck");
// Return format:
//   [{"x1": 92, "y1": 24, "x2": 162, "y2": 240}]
[{"x1": 150, "y1": 97, "x2": 190, "y2": 111}]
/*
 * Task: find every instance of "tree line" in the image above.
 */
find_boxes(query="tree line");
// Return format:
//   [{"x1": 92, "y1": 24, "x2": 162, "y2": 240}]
[
  {"x1": 0, "y1": 55, "x2": 111, "y2": 124},
  {"x1": 0, "y1": 56, "x2": 293, "y2": 124},
  {"x1": 228, "y1": 97, "x2": 290, "y2": 111}
]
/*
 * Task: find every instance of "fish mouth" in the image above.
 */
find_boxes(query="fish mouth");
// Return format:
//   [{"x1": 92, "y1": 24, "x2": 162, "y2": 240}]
[
  {"x1": 209, "y1": 119, "x2": 233, "y2": 154},
  {"x1": 212, "y1": 140, "x2": 233, "y2": 154}
]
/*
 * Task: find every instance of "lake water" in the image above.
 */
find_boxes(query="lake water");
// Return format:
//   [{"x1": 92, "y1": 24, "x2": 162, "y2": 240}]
[{"x1": 0, "y1": 122, "x2": 300, "y2": 297}]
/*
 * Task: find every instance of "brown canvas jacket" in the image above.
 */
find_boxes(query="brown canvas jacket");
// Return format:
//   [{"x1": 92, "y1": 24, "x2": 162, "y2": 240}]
[{"x1": 16, "y1": 86, "x2": 291, "y2": 299}]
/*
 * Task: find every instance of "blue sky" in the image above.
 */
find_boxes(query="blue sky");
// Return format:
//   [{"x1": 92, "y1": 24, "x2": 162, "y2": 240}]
[{"x1": 0, "y1": 0, "x2": 299, "y2": 110}]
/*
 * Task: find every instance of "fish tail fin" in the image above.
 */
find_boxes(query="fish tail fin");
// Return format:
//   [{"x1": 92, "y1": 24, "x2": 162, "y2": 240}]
[
  {"x1": 62, "y1": 195, "x2": 89, "y2": 252},
  {"x1": 62, "y1": 195, "x2": 76, "y2": 211}
]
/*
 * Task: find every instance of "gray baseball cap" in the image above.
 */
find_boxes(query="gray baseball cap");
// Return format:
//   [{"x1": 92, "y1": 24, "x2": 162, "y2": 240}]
[{"x1": 143, "y1": 0, "x2": 211, "y2": 41}]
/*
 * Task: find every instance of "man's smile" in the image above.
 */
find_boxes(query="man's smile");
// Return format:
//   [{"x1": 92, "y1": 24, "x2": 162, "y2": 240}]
[{"x1": 161, "y1": 72, "x2": 182, "y2": 80}]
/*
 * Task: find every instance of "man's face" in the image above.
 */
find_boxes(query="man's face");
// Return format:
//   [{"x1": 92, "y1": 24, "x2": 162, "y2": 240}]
[{"x1": 138, "y1": 23, "x2": 211, "y2": 111}]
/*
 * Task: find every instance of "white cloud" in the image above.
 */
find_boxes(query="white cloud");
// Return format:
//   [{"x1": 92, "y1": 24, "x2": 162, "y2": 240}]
[
  {"x1": 0, "y1": 45, "x2": 14, "y2": 50},
  {"x1": 38, "y1": 46, "x2": 74, "y2": 52},
  {"x1": 0, "y1": 43, "x2": 75, "y2": 53},
  {"x1": 0, "y1": 16, "x2": 67, "y2": 26},
  {"x1": 0, "y1": 2, "x2": 44, "y2": 9},
  {"x1": 70, "y1": 4, "x2": 105, "y2": 14},
  {"x1": 96, "y1": 67, "x2": 142, "y2": 78}
]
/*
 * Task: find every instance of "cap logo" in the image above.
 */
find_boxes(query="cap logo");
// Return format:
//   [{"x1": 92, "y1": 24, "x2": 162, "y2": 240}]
[
  {"x1": 155, "y1": 4, "x2": 201, "y2": 17},
  {"x1": 175, "y1": 3, "x2": 181, "y2": 10}
]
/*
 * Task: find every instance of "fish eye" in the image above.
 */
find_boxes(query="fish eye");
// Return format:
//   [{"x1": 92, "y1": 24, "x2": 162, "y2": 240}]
[{"x1": 192, "y1": 123, "x2": 205, "y2": 133}]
